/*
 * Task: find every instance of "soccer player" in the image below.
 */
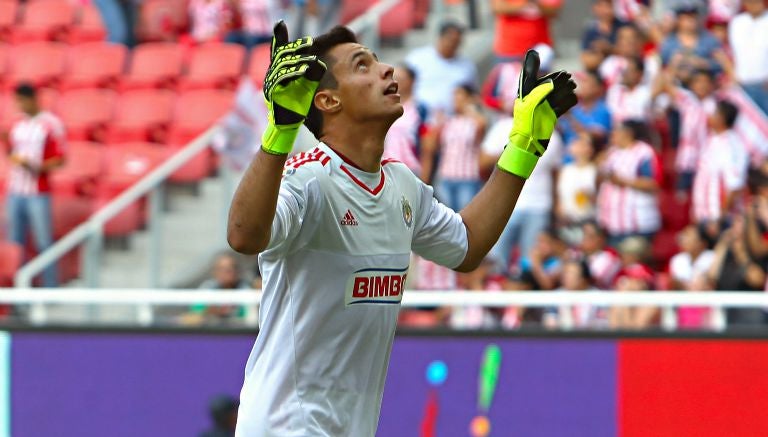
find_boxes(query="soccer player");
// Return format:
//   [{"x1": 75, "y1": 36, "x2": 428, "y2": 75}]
[{"x1": 227, "y1": 22, "x2": 576, "y2": 436}]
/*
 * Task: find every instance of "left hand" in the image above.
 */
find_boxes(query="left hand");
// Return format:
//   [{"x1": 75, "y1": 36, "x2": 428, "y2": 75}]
[{"x1": 497, "y1": 50, "x2": 577, "y2": 178}]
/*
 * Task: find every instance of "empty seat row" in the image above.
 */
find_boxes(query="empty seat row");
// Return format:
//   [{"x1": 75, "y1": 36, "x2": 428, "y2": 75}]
[
  {"x1": 0, "y1": 0, "x2": 106, "y2": 44},
  {"x1": 0, "y1": 41, "x2": 261, "y2": 91}
]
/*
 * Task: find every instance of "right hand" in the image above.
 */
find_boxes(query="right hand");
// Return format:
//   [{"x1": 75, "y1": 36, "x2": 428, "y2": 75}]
[{"x1": 261, "y1": 21, "x2": 327, "y2": 155}]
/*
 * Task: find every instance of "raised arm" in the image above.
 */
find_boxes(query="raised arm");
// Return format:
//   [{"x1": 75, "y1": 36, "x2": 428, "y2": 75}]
[
  {"x1": 227, "y1": 22, "x2": 325, "y2": 254},
  {"x1": 456, "y1": 50, "x2": 577, "y2": 271}
]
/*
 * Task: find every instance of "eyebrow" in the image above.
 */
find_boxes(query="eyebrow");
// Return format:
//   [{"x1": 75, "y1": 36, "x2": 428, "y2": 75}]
[{"x1": 350, "y1": 49, "x2": 378, "y2": 64}]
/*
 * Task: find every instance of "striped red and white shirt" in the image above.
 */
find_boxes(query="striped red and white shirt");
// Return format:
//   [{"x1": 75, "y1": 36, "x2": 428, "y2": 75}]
[
  {"x1": 7, "y1": 111, "x2": 65, "y2": 196},
  {"x1": 189, "y1": 0, "x2": 232, "y2": 42},
  {"x1": 606, "y1": 83, "x2": 652, "y2": 125},
  {"x1": 239, "y1": 0, "x2": 271, "y2": 36},
  {"x1": 588, "y1": 248, "x2": 622, "y2": 290},
  {"x1": 437, "y1": 115, "x2": 482, "y2": 180},
  {"x1": 599, "y1": 55, "x2": 660, "y2": 90},
  {"x1": 383, "y1": 99, "x2": 424, "y2": 175},
  {"x1": 671, "y1": 88, "x2": 716, "y2": 173},
  {"x1": 692, "y1": 130, "x2": 748, "y2": 222},
  {"x1": 597, "y1": 141, "x2": 661, "y2": 235}
]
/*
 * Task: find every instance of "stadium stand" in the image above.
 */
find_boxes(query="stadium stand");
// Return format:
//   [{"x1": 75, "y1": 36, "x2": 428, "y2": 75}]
[
  {"x1": 7, "y1": 41, "x2": 67, "y2": 89},
  {"x1": 120, "y1": 42, "x2": 184, "y2": 90},
  {"x1": 0, "y1": 240, "x2": 22, "y2": 286},
  {"x1": 61, "y1": 42, "x2": 128, "y2": 90},
  {"x1": 107, "y1": 89, "x2": 175, "y2": 143},
  {"x1": 179, "y1": 43, "x2": 245, "y2": 91},
  {"x1": 55, "y1": 88, "x2": 116, "y2": 141},
  {"x1": 67, "y1": 4, "x2": 107, "y2": 44},
  {"x1": 10, "y1": 0, "x2": 76, "y2": 43}
]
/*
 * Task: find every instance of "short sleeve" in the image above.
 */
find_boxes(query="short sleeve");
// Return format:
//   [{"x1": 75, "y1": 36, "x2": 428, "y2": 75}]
[
  {"x1": 411, "y1": 182, "x2": 468, "y2": 269},
  {"x1": 264, "y1": 174, "x2": 316, "y2": 257}
]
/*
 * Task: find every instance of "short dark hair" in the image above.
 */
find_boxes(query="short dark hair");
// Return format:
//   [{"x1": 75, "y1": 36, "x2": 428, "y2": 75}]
[
  {"x1": 14, "y1": 83, "x2": 36, "y2": 98},
  {"x1": 621, "y1": 119, "x2": 649, "y2": 142},
  {"x1": 438, "y1": 20, "x2": 465, "y2": 36},
  {"x1": 690, "y1": 68, "x2": 715, "y2": 81},
  {"x1": 584, "y1": 69, "x2": 605, "y2": 88},
  {"x1": 303, "y1": 26, "x2": 359, "y2": 139},
  {"x1": 716, "y1": 99, "x2": 739, "y2": 128},
  {"x1": 456, "y1": 82, "x2": 476, "y2": 95}
]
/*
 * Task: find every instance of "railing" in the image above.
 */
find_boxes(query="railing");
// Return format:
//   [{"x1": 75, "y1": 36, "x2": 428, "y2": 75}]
[
  {"x1": 14, "y1": 126, "x2": 219, "y2": 290},
  {"x1": 2, "y1": 290, "x2": 767, "y2": 332}
]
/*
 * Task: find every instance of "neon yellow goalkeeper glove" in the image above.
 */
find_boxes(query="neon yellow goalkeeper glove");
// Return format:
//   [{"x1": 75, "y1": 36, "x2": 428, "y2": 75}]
[
  {"x1": 261, "y1": 21, "x2": 327, "y2": 155},
  {"x1": 497, "y1": 50, "x2": 577, "y2": 178}
]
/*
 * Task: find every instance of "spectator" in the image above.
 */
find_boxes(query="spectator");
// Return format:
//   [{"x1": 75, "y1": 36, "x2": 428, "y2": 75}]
[
  {"x1": 660, "y1": 3, "x2": 726, "y2": 82},
  {"x1": 653, "y1": 68, "x2": 717, "y2": 195},
  {"x1": 707, "y1": 216, "x2": 766, "y2": 325},
  {"x1": 579, "y1": 221, "x2": 622, "y2": 289},
  {"x1": 3, "y1": 84, "x2": 65, "y2": 288},
  {"x1": 543, "y1": 258, "x2": 605, "y2": 330},
  {"x1": 556, "y1": 134, "x2": 598, "y2": 238},
  {"x1": 559, "y1": 70, "x2": 612, "y2": 146},
  {"x1": 481, "y1": 116, "x2": 563, "y2": 273},
  {"x1": 599, "y1": 24, "x2": 658, "y2": 89},
  {"x1": 582, "y1": 0, "x2": 627, "y2": 53},
  {"x1": 669, "y1": 224, "x2": 716, "y2": 290},
  {"x1": 491, "y1": 0, "x2": 563, "y2": 61},
  {"x1": 422, "y1": 84, "x2": 486, "y2": 211},
  {"x1": 449, "y1": 258, "x2": 500, "y2": 330},
  {"x1": 93, "y1": 0, "x2": 138, "y2": 47},
  {"x1": 189, "y1": 0, "x2": 235, "y2": 43},
  {"x1": 609, "y1": 237, "x2": 658, "y2": 329},
  {"x1": 597, "y1": 120, "x2": 661, "y2": 245},
  {"x1": 200, "y1": 394, "x2": 238, "y2": 437},
  {"x1": 728, "y1": 0, "x2": 768, "y2": 115},
  {"x1": 185, "y1": 253, "x2": 250, "y2": 324},
  {"x1": 405, "y1": 20, "x2": 477, "y2": 115},
  {"x1": 383, "y1": 65, "x2": 428, "y2": 176},
  {"x1": 225, "y1": 0, "x2": 273, "y2": 49},
  {"x1": 692, "y1": 100, "x2": 748, "y2": 225},
  {"x1": 288, "y1": 0, "x2": 342, "y2": 38},
  {"x1": 677, "y1": 273, "x2": 715, "y2": 329},
  {"x1": 606, "y1": 57, "x2": 653, "y2": 124}
]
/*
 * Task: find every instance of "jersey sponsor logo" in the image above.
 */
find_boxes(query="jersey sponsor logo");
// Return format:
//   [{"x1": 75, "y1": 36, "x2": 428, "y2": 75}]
[
  {"x1": 345, "y1": 267, "x2": 408, "y2": 306},
  {"x1": 340, "y1": 209, "x2": 359, "y2": 226},
  {"x1": 401, "y1": 196, "x2": 413, "y2": 228}
]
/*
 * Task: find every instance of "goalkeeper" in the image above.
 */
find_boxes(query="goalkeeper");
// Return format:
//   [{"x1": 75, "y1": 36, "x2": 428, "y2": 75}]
[{"x1": 228, "y1": 21, "x2": 577, "y2": 436}]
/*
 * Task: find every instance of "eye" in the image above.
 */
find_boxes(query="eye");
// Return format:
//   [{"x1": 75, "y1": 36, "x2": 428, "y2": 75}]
[{"x1": 356, "y1": 61, "x2": 369, "y2": 72}]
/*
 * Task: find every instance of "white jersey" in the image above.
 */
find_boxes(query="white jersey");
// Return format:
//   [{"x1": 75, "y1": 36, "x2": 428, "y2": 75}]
[{"x1": 236, "y1": 143, "x2": 468, "y2": 436}]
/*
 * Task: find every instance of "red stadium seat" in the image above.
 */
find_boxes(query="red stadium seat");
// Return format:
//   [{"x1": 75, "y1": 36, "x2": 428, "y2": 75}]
[
  {"x1": 11, "y1": 0, "x2": 75, "y2": 43},
  {"x1": 68, "y1": 5, "x2": 107, "y2": 44},
  {"x1": 106, "y1": 89, "x2": 175, "y2": 143},
  {"x1": 0, "y1": 43, "x2": 8, "y2": 88},
  {"x1": 0, "y1": 0, "x2": 18, "y2": 42},
  {"x1": 340, "y1": 0, "x2": 374, "y2": 24},
  {"x1": 55, "y1": 89, "x2": 115, "y2": 141},
  {"x1": 138, "y1": 0, "x2": 189, "y2": 42},
  {"x1": 413, "y1": 0, "x2": 430, "y2": 28},
  {"x1": 50, "y1": 141, "x2": 105, "y2": 197},
  {"x1": 7, "y1": 42, "x2": 67, "y2": 89},
  {"x1": 168, "y1": 90, "x2": 232, "y2": 144},
  {"x1": 102, "y1": 142, "x2": 168, "y2": 195},
  {"x1": 179, "y1": 43, "x2": 245, "y2": 91},
  {"x1": 0, "y1": 152, "x2": 8, "y2": 194},
  {"x1": 167, "y1": 90, "x2": 233, "y2": 183},
  {"x1": 52, "y1": 196, "x2": 94, "y2": 239},
  {"x1": 247, "y1": 43, "x2": 270, "y2": 88},
  {"x1": 380, "y1": 0, "x2": 414, "y2": 39},
  {"x1": 0, "y1": 241, "x2": 22, "y2": 287},
  {"x1": 61, "y1": 43, "x2": 127, "y2": 90},
  {"x1": 120, "y1": 42, "x2": 184, "y2": 90}
]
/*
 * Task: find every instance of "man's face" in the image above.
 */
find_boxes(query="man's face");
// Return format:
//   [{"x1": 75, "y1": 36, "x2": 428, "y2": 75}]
[
  {"x1": 689, "y1": 73, "x2": 714, "y2": 99},
  {"x1": 437, "y1": 28, "x2": 462, "y2": 58},
  {"x1": 744, "y1": 0, "x2": 765, "y2": 15},
  {"x1": 15, "y1": 95, "x2": 36, "y2": 115},
  {"x1": 615, "y1": 27, "x2": 640, "y2": 57},
  {"x1": 592, "y1": 0, "x2": 614, "y2": 21},
  {"x1": 213, "y1": 257, "x2": 239, "y2": 288},
  {"x1": 621, "y1": 62, "x2": 642, "y2": 87},
  {"x1": 325, "y1": 43, "x2": 403, "y2": 124}
]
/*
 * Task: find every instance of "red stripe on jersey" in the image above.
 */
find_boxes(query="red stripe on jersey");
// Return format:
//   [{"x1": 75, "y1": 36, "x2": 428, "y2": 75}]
[
  {"x1": 340, "y1": 165, "x2": 385, "y2": 196},
  {"x1": 381, "y1": 158, "x2": 400, "y2": 166}
]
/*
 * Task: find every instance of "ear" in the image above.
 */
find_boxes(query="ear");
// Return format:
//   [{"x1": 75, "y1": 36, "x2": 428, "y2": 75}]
[{"x1": 313, "y1": 89, "x2": 342, "y2": 114}]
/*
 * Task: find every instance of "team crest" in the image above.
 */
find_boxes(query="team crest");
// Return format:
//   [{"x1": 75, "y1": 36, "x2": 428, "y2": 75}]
[{"x1": 401, "y1": 196, "x2": 413, "y2": 228}]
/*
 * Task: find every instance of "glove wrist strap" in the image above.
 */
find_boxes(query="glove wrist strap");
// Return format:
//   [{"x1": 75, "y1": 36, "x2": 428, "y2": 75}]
[
  {"x1": 497, "y1": 134, "x2": 541, "y2": 179},
  {"x1": 261, "y1": 123, "x2": 299, "y2": 155}
]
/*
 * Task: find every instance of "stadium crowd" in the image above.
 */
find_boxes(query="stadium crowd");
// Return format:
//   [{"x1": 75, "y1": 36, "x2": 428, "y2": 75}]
[
  {"x1": 3, "y1": 0, "x2": 768, "y2": 331},
  {"x1": 396, "y1": 0, "x2": 768, "y2": 331}
]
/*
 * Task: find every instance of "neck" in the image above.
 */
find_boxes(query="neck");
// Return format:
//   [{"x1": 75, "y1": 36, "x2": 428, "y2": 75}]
[
  {"x1": 689, "y1": 248, "x2": 703, "y2": 260},
  {"x1": 320, "y1": 117, "x2": 391, "y2": 172},
  {"x1": 712, "y1": 126, "x2": 728, "y2": 134},
  {"x1": 751, "y1": 10, "x2": 764, "y2": 18}
]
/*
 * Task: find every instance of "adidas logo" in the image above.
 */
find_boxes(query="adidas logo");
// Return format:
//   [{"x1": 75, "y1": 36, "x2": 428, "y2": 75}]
[{"x1": 340, "y1": 209, "x2": 359, "y2": 226}]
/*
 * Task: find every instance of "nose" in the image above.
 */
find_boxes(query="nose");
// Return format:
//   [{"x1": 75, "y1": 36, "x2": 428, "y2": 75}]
[{"x1": 381, "y1": 62, "x2": 394, "y2": 79}]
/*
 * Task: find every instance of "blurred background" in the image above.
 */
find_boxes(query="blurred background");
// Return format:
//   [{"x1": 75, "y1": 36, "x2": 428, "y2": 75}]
[{"x1": 1, "y1": 0, "x2": 768, "y2": 436}]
